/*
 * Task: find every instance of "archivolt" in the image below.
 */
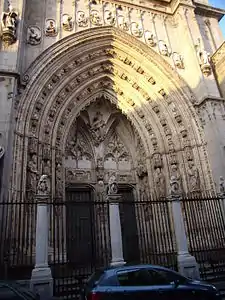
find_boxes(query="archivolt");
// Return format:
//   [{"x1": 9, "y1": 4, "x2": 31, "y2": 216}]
[{"x1": 13, "y1": 26, "x2": 214, "y2": 200}]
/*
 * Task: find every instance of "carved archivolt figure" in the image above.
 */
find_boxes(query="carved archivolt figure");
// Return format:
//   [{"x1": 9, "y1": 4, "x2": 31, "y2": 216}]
[
  {"x1": 45, "y1": 19, "x2": 57, "y2": 36},
  {"x1": 158, "y1": 40, "x2": 169, "y2": 56},
  {"x1": 219, "y1": 176, "x2": 225, "y2": 195},
  {"x1": 154, "y1": 167, "x2": 166, "y2": 198},
  {"x1": 27, "y1": 26, "x2": 41, "y2": 45},
  {"x1": 187, "y1": 161, "x2": 200, "y2": 192},
  {"x1": 62, "y1": 14, "x2": 73, "y2": 31},
  {"x1": 27, "y1": 154, "x2": 38, "y2": 192},
  {"x1": 77, "y1": 11, "x2": 88, "y2": 27},
  {"x1": 37, "y1": 175, "x2": 50, "y2": 196}
]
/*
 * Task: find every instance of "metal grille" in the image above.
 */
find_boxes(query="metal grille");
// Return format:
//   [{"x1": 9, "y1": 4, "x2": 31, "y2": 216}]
[
  {"x1": 0, "y1": 200, "x2": 37, "y2": 280},
  {"x1": 181, "y1": 195, "x2": 225, "y2": 282}
]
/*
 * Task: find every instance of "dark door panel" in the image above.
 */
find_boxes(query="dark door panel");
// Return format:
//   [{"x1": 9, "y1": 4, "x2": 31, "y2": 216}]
[
  {"x1": 66, "y1": 188, "x2": 94, "y2": 267},
  {"x1": 119, "y1": 188, "x2": 139, "y2": 263}
]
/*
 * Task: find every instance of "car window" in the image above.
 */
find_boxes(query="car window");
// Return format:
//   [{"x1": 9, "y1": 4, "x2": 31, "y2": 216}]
[
  {"x1": 87, "y1": 270, "x2": 105, "y2": 288},
  {"x1": 0, "y1": 286, "x2": 20, "y2": 299},
  {"x1": 153, "y1": 269, "x2": 188, "y2": 285},
  {"x1": 117, "y1": 269, "x2": 153, "y2": 286}
]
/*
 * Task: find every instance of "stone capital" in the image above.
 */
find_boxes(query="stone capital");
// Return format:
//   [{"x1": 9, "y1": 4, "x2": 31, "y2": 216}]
[
  {"x1": 36, "y1": 194, "x2": 49, "y2": 204},
  {"x1": 107, "y1": 194, "x2": 122, "y2": 203}
]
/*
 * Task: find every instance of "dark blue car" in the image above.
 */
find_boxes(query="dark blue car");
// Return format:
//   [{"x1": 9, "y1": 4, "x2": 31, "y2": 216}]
[{"x1": 81, "y1": 264, "x2": 222, "y2": 300}]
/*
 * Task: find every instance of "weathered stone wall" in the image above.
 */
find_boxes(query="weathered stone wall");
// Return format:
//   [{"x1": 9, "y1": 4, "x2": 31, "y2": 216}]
[{"x1": 0, "y1": 0, "x2": 225, "y2": 200}]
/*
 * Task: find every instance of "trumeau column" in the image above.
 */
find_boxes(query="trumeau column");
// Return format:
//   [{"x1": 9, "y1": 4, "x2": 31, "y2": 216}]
[
  {"x1": 106, "y1": 175, "x2": 125, "y2": 267},
  {"x1": 30, "y1": 175, "x2": 53, "y2": 300},
  {"x1": 0, "y1": 0, "x2": 26, "y2": 202}
]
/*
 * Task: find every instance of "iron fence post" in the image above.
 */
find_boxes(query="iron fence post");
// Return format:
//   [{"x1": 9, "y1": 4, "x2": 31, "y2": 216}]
[
  {"x1": 30, "y1": 177, "x2": 53, "y2": 300},
  {"x1": 107, "y1": 194, "x2": 126, "y2": 266}
]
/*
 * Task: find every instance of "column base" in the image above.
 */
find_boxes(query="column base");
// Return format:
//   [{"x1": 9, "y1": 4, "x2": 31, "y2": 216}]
[
  {"x1": 110, "y1": 259, "x2": 126, "y2": 267},
  {"x1": 177, "y1": 252, "x2": 200, "y2": 280},
  {"x1": 30, "y1": 267, "x2": 53, "y2": 300}
]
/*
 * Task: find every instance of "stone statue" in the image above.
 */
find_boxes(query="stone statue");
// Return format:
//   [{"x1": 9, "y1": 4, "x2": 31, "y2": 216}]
[
  {"x1": 198, "y1": 50, "x2": 210, "y2": 65},
  {"x1": 62, "y1": 14, "x2": 73, "y2": 31},
  {"x1": 154, "y1": 167, "x2": 166, "y2": 198},
  {"x1": 195, "y1": 40, "x2": 212, "y2": 76},
  {"x1": 219, "y1": 176, "x2": 225, "y2": 195},
  {"x1": 90, "y1": 10, "x2": 102, "y2": 26},
  {"x1": 77, "y1": 11, "x2": 88, "y2": 27},
  {"x1": 118, "y1": 15, "x2": 129, "y2": 31},
  {"x1": 187, "y1": 161, "x2": 200, "y2": 192},
  {"x1": 107, "y1": 174, "x2": 118, "y2": 195},
  {"x1": 90, "y1": 111, "x2": 106, "y2": 145},
  {"x1": 172, "y1": 52, "x2": 184, "y2": 69},
  {"x1": 158, "y1": 40, "x2": 169, "y2": 56},
  {"x1": 27, "y1": 154, "x2": 38, "y2": 191},
  {"x1": 131, "y1": 22, "x2": 143, "y2": 38},
  {"x1": 27, "y1": 26, "x2": 41, "y2": 45},
  {"x1": 45, "y1": 19, "x2": 57, "y2": 36},
  {"x1": 145, "y1": 31, "x2": 156, "y2": 47},
  {"x1": 170, "y1": 175, "x2": 181, "y2": 196},
  {"x1": 1, "y1": 4, "x2": 18, "y2": 45},
  {"x1": 104, "y1": 10, "x2": 115, "y2": 26},
  {"x1": 37, "y1": 175, "x2": 50, "y2": 196}
]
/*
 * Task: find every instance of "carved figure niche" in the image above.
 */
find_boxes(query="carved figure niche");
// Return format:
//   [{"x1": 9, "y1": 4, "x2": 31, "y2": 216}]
[
  {"x1": 104, "y1": 115, "x2": 135, "y2": 184},
  {"x1": 65, "y1": 119, "x2": 93, "y2": 183}
]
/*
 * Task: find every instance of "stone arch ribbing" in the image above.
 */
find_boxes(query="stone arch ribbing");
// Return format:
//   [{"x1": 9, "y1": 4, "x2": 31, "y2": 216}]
[{"x1": 12, "y1": 26, "x2": 214, "y2": 200}]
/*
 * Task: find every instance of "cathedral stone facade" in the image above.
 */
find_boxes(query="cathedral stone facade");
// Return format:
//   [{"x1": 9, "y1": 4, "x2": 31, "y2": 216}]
[{"x1": 0, "y1": 0, "x2": 224, "y2": 203}]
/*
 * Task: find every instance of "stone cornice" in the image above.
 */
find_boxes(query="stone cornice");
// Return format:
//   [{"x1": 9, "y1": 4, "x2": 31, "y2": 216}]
[
  {"x1": 194, "y1": 96, "x2": 225, "y2": 107},
  {"x1": 193, "y1": 1, "x2": 225, "y2": 20}
]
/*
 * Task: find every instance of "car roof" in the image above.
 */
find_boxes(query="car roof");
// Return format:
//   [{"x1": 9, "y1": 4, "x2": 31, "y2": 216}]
[{"x1": 100, "y1": 264, "x2": 178, "y2": 274}]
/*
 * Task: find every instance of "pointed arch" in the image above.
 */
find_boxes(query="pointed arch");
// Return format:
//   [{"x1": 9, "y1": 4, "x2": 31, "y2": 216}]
[{"x1": 13, "y1": 26, "x2": 214, "y2": 201}]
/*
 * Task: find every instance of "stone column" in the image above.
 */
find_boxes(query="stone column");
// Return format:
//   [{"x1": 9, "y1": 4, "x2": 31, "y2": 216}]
[
  {"x1": 107, "y1": 193, "x2": 125, "y2": 266},
  {"x1": 30, "y1": 176, "x2": 53, "y2": 300},
  {"x1": 169, "y1": 176, "x2": 200, "y2": 279}
]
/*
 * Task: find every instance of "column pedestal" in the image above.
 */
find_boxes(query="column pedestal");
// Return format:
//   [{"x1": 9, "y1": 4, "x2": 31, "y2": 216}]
[
  {"x1": 107, "y1": 194, "x2": 126, "y2": 267},
  {"x1": 170, "y1": 196, "x2": 200, "y2": 279},
  {"x1": 30, "y1": 195, "x2": 53, "y2": 300}
]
